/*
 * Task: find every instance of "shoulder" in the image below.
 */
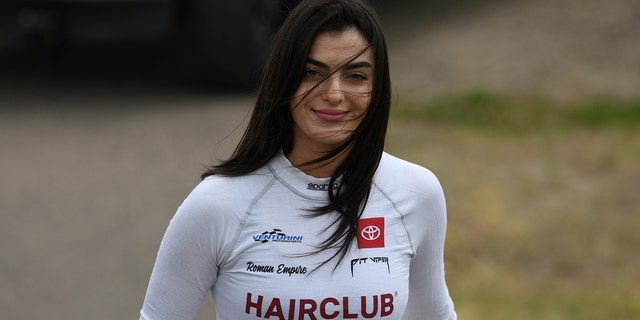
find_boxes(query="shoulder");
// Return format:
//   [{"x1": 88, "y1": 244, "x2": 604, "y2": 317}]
[
  {"x1": 374, "y1": 153, "x2": 448, "y2": 250},
  {"x1": 175, "y1": 166, "x2": 275, "y2": 225},
  {"x1": 196, "y1": 168, "x2": 273, "y2": 201},
  {"x1": 375, "y1": 152, "x2": 443, "y2": 196},
  {"x1": 373, "y1": 153, "x2": 446, "y2": 224}
]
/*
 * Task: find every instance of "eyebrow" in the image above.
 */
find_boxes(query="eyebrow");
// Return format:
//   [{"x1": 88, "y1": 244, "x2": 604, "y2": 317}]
[{"x1": 307, "y1": 57, "x2": 372, "y2": 70}]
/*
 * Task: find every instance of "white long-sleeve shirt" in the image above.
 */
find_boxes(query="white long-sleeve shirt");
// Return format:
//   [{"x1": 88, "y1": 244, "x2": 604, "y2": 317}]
[{"x1": 140, "y1": 151, "x2": 456, "y2": 320}]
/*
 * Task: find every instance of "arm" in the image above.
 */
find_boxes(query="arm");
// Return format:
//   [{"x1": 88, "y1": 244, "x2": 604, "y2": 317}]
[
  {"x1": 401, "y1": 171, "x2": 457, "y2": 320},
  {"x1": 140, "y1": 183, "x2": 221, "y2": 320}
]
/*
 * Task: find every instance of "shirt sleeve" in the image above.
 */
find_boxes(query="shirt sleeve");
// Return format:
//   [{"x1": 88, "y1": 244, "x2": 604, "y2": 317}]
[
  {"x1": 400, "y1": 169, "x2": 457, "y2": 320},
  {"x1": 140, "y1": 181, "x2": 225, "y2": 320}
]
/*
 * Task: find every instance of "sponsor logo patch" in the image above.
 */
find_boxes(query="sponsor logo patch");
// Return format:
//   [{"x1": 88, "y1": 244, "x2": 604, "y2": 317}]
[
  {"x1": 245, "y1": 261, "x2": 308, "y2": 277},
  {"x1": 350, "y1": 256, "x2": 390, "y2": 276},
  {"x1": 357, "y1": 217, "x2": 385, "y2": 249},
  {"x1": 307, "y1": 182, "x2": 339, "y2": 191},
  {"x1": 245, "y1": 292, "x2": 396, "y2": 318},
  {"x1": 253, "y1": 228, "x2": 303, "y2": 243}
]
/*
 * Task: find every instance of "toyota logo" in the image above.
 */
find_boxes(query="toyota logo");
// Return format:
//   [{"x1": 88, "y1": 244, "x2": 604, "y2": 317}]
[{"x1": 361, "y1": 225, "x2": 381, "y2": 241}]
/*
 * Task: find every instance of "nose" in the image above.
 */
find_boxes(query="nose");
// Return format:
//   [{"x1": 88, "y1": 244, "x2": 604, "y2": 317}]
[{"x1": 320, "y1": 77, "x2": 345, "y2": 104}]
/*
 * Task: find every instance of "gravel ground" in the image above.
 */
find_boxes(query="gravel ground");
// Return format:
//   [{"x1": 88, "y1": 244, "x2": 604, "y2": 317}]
[{"x1": 1, "y1": 1, "x2": 638, "y2": 319}]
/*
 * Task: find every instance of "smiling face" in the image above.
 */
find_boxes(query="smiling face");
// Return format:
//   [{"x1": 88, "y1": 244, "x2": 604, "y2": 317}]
[{"x1": 290, "y1": 27, "x2": 374, "y2": 162}]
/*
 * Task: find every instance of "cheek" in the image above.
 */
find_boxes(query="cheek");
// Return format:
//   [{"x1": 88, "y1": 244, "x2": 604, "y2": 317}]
[
  {"x1": 290, "y1": 84, "x2": 312, "y2": 111},
  {"x1": 290, "y1": 90, "x2": 302, "y2": 111},
  {"x1": 290, "y1": 90, "x2": 309, "y2": 125},
  {"x1": 352, "y1": 95, "x2": 371, "y2": 116}
]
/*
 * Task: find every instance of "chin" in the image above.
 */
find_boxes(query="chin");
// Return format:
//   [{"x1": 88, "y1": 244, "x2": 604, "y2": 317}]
[{"x1": 314, "y1": 135, "x2": 350, "y2": 148}]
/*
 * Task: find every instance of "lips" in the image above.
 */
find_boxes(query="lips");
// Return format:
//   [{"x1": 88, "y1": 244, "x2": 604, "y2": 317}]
[{"x1": 314, "y1": 109, "x2": 347, "y2": 122}]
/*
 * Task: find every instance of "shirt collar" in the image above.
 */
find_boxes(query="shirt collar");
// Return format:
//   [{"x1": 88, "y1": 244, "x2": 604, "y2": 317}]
[{"x1": 267, "y1": 150, "x2": 342, "y2": 200}]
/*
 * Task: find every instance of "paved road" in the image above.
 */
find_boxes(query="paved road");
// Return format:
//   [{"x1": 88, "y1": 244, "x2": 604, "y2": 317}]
[{"x1": 0, "y1": 74, "x2": 250, "y2": 319}]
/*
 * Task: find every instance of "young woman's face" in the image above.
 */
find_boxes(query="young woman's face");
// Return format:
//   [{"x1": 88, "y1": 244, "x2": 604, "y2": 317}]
[{"x1": 290, "y1": 28, "x2": 374, "y2": 155}]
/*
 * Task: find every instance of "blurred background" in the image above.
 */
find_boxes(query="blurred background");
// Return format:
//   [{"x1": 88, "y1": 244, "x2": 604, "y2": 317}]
[{"x1": 1, "y1": 0, "x2": 639, "y2": 319}]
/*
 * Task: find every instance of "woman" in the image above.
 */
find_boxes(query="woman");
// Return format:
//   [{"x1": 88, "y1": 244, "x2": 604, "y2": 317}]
[{"x1": 140, "y1": 0, "x2": 457, "y2": 319}]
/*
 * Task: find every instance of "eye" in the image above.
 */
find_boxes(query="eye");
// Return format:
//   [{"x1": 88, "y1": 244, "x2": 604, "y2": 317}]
[
  {"x1": 347, "y1": 72, "x2": 368, "y2": 82},
  {"x1": 303, "y1": 69, "x2": 323, "y2": 79}
]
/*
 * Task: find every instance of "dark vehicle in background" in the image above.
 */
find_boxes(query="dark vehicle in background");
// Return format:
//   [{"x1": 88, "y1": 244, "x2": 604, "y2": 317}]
[{"x1": 0, "y1": 0, "x2": 301, "y2": 87}]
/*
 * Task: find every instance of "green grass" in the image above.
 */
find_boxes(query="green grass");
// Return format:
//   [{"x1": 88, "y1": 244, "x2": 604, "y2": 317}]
[
  {"x1": 566, "y1": 97, "x2": 640, "y2": 127},
  {"x1": 391, "y1": 91, "x2": 640, "y2": 131},
  {"x1": 386, "y1": 91, "x2": 640, "y2": 319}
]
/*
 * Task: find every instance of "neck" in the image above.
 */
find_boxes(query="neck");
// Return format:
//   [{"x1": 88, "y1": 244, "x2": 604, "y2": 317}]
[{"x1": 286, "y1": 147, "x2": 349, "y2": 178}]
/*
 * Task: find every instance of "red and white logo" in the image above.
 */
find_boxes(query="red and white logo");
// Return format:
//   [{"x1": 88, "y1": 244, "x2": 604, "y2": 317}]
[{"x1": 357, "y1": 217, "x2": 385, "y2": 249}]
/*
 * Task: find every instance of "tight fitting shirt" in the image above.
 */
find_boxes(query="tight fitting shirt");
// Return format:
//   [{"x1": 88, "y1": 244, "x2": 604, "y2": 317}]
[{"x1": 140, "y1": 151, "x2": 456, "y2": 320}]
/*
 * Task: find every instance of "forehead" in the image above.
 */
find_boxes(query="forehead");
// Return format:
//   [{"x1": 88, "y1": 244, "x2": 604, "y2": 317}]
[{"x1": 308, "y1": 28, "x2": 373, "y2": 66}]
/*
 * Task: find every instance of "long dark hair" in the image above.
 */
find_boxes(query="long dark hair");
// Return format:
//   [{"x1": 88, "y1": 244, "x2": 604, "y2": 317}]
[{"x1": 202, "y1": 0, "x2": 391, "y2": 269}]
